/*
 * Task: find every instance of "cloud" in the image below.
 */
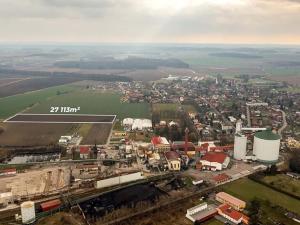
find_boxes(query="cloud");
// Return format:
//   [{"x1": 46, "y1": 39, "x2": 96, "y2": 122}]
[{"x1": 0, "y1": 0, "x2": 299, "y2": 44}]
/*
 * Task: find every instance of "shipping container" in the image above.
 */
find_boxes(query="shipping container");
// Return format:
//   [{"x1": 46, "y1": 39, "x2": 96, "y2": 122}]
[{"x1": 40, "y1": 199, "x2": 61, "y2": 212}]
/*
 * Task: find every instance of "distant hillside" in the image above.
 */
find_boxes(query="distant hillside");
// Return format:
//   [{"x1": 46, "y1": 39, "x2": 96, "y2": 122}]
[
  {"x1": 54, "y1": 57, "x2": 189, "y2": 70},
  {"x1": 210, "y1": 52, "x2": 263, "y2": 59}
]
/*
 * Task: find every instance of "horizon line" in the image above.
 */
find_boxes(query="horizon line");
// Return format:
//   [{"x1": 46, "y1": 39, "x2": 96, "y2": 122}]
[{"x1": 0, "y1": 41, "x2": 300, "y2": 47}]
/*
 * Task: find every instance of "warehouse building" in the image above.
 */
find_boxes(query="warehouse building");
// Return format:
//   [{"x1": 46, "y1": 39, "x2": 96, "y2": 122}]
[
  {"x1": 122, "y1": 118, "x2": 152, "y2": 131},
  {"x1": 215, "y1": 192, "x2": 246, "y2": 211},
  {"x1": 217, "y1": 204, "x2": 249, "y2": 224},
  {"x1": 198, "y1": 152, "x2": 230, "y2": 171},
  {"x1": 152, "y1": 136, "x2": 170, "y2": 152},
  {"x1": 185, "y1": 202, "x2": 217, "y2": 223}
]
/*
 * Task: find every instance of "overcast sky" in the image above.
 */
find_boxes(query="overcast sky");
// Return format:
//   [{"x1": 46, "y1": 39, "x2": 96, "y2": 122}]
[{"x1": 0, "y1": 0, "x2": 300, "y2": 44}]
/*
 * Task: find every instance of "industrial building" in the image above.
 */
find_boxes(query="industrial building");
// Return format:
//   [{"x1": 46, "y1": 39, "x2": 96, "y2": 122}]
[
  {"x1": 217, "y1": 204, "x2": 249, "y2": 224},
  {"x1": 253, "y1": 129, "x2": 281, "y2": 163},
  {"x1": 185, "y1": 202, "x2": 217, "y2": 223},
  {"x1": 164, "y1": 151, "x2": 181, "y2": 171},
  {"x1": 122, "y1": 118, "x2": 152, "y2": 131},
  {"x1": 215, "y1": 192, "x2": 246, "y2": 211},
  {"x1": 198, "y1": 152, "x2": 230, "y2": 171},
  {"x1": 151, "y1": 136, "x2": 170, "y2": 152}
]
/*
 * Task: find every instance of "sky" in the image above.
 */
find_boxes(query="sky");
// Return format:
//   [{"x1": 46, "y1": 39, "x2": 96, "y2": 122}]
[{"x1": 0, "y1": 0, "x2": 300, "y2": 44}]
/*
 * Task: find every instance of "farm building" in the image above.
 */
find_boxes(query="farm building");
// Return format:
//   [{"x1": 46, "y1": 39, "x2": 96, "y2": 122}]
[
  {"x1": 215, "y1": 192, "x2": 246, "y2": 211},
  {"x1": 217, "y1": 204, "x2": 249, "y2": 224},
  {"x1": 152, "y1": 136, "x2": 170, "y2": 152},
  {"x1": 198, "y1": 152, "x2": 230, "y2": 171},
  {"x1": 164, "y1": 151, "x2": 181, "y2": 171}
]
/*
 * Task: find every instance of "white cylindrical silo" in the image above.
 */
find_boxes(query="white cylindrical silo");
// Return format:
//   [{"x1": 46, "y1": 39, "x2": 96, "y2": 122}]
[
  {"x1": 253, "y1": 130, "x2": 280, "y2": 163},
  {"x1": 234, "y1": 133, "x2": 247, "y2": 160},
  {"x1": 21, "y1": 201, "x2": 35, "y2": 224},
  {"x1": 235, "y1": 120, "x2": 242, "y2": 133}
]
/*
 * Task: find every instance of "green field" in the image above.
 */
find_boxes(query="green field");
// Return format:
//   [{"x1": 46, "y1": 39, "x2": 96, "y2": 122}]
[
  {"x1": 223, "y1": 178, "x2": 300, "y2": 214},
  {"x1": 261, "y1": 174, "x2": 300, "y2": 198},
  {"x1": 0, "y1": 85, "x2": 76, "y2": 119},
  {"x1": 26, "y1": 90, "x2": 150, "y2": 120},
  {"x1": 182, "y1": 105, "x2": 198, "y2": 113},
  {"x1": 222, "y1": 178, "x2": 300, "y2": 225},
  {"x1": 152, "y1": 103, "x2": 180, "y2": 120},
  {"x1": 0, "y1": 85, "x2": 151, "y2": 120}
]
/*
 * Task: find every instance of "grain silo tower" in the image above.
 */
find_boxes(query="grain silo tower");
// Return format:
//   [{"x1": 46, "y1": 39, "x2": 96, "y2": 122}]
[
  {"x1": 21, "y1": 201, "x2": 35, "y2": 224},
  {"x1": 234, "y1": 133, "x2": 247, "y2": 160},
  {"x1": 253, "y1": 129, "x2": 280, "y2": 163}
]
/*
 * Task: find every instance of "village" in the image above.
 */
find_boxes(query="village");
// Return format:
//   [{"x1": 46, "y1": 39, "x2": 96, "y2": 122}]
[{"x1": 0, "y1": 74, "x2": 300, "y2": 225}]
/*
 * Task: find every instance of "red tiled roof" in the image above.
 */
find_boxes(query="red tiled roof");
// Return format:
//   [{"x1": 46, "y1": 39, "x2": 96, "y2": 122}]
[
  {"x1": 201, "y1": 152, "x2": 227, "y2": 164},
  {"x1": 201, "y1": 143, "x2": 209, "y2": 148},
  {"x1": 0, "y1": 168, "x2": 17, "y2": 173},
  {"x1": 165, "y1": 151, "x2": 180, "y2": 160},
  {"x1": 151, "y1": 136, "x2": 161, "y2": 145},
  {"x1": 213, "y1": 173, "x2": 231, "y2": 182},
  {"x1": 80, "y1": 146, "x2": 90, "y2": 154},
  {"x1": 218, "y1": 204, "x2": 243, "y2": 221}
]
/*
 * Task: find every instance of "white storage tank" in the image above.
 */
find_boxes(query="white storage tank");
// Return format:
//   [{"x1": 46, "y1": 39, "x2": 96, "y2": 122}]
[
  {"x1": 21, "y1": 201, "x2": 35, "y2": 224},
  {"x1": 253, "y1": 130, "x2": 280, "y2": 163},
  {"x1": 234, "y1": 133, "x2": 247, "y2": 160}
]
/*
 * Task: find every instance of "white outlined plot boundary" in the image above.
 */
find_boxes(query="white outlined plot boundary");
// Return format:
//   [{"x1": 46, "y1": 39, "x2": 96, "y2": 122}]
[{"x1": 4, "y1": 113, "x2": 117, "y2": 124}]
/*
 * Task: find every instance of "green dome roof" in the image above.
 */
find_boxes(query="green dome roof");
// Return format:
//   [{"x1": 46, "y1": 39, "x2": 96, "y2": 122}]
[{"x1": 255, "y1": 130, "x2": 280, "y2": 140}]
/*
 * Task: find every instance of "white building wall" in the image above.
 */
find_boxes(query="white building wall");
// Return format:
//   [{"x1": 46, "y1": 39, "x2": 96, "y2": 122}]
[
  {"x1": 96, "y1": 172, "x2": 144, "y2": 189},
  {"x1": 200, "y1": 160, "x2": 222, "y2": 170},
  {"x1": 234, "y1": 135, "x2": 247, "y2": 160},
  {"x1": 253, "y1": 137, "x2": 280, "y2": 162}
]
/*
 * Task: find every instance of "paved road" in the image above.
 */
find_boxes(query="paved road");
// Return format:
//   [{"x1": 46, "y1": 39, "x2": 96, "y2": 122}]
[
  {"x1": 246, "y1": 105, "x2": 251, "y2": 127},
  {"x1": 278, "y1": 109, "x2": 287, "y2": 137}
]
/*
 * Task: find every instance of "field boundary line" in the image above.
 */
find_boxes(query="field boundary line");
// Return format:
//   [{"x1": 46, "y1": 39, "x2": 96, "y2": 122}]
[{"x1": 4, "y1": 113, "x2": 117, "y2": 124}]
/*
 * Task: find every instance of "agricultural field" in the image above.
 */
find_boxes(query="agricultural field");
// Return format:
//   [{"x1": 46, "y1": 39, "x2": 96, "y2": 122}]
[
  {"x1": 0, "y1": 122, "x2": 111, "y2": 147},
  {"x1": 269, "y1": 75, "x2": 300, "y2": 86},
  {"x1": 0, "y1": 85, "x2": 151, "y2": 147},
  {"x1": 182, "y1": 105, "x2": 198, "y2": 113},
  {"x1": 261, "y1": 174, "x2": 300, "y2": 198},
  {"x1": 0, "y1": 85, "x2": 151, "y2": 120},
  {"x1": 222, "y1": 178, "x2": 300, "y2": 225},
  {"x1": 0, "y1": 77, "x2": 27, "y2": 87},
  {"x1": 0, "y1": 123, "x2": 76, "y2": 147},
  {"x1": 201, "y1": 219, "x2": 223, "y2": 225},
  {"x1": 0, "y1": 84, "x2": 77, "y2": 119},
  {"x1": 152, "y1": 103, "x2": 180, "y2": 120},
  {"x1": 27, "y1": 90, "x2": 150, "y2": 120},
  {"x1": 80, "y1": 124, "x2": 112, "y2": 145},
  {"x1": 0, "y1": 76, "x2": 79, "y2": 98}
]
